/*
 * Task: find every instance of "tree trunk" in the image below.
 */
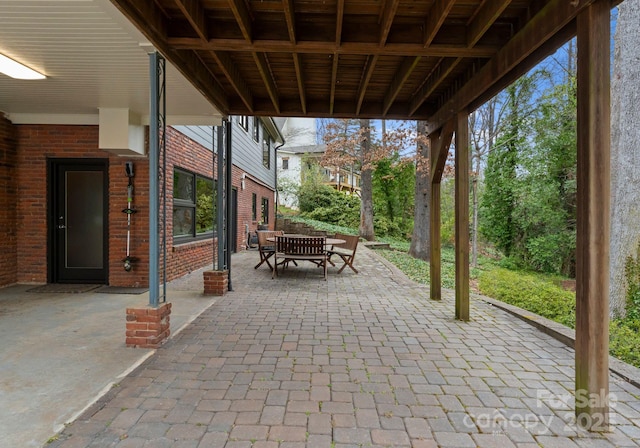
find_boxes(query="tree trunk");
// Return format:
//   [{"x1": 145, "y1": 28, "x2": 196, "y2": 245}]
[
  {"x1": 359, "y1": 119, "x2": 376, "y2": 241},
  {"x1": 610, "y1": 0, "x2": 640, "y2": 317},
  {"x1": 409, "y1": 121, "x2": 430, "y2": 260}
]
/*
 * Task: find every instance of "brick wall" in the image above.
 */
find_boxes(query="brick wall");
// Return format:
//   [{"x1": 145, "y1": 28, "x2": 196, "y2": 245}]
[
  {"x1": 8, "y1": 123, "x2": 273, "y2": 288},
  {"x1": 0, "y1": 114, "x2": 17, "y2": 286}
]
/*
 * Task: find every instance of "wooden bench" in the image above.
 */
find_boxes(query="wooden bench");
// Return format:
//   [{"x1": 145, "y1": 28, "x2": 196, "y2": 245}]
[{"x1": 272, "y1": 236, "x2": 327, "y2": 280}]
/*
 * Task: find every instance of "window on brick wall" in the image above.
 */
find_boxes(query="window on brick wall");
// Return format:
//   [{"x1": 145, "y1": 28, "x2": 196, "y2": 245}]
[
  {"x1": 173, "y1": 168, "x2": 216, "y2": 240},
  {"x1": 252, "y1": 193, "x2": 257, "y2": 221},
  {"x1": 261, "y1": 197, "x2": 269, "y2": 224}
]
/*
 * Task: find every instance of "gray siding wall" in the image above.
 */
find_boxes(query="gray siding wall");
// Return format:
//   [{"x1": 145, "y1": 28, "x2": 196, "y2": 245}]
[{"x1": 174, "y1": 117, "x2": 277, "y2": 189}]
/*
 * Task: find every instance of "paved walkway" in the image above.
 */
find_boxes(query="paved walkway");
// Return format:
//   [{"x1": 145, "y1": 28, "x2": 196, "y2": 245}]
[
  {"x1": 0, "y1": 277, "x2": 216, "y2": 448},
  {"x1": 48, "y1": 247, "x2": 640, "y2": 447}
]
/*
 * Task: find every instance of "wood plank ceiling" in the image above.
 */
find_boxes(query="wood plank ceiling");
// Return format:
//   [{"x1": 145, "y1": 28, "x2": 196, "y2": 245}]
[{"x1": 108, "y1": 0, "x2": 607, "y2": 126}]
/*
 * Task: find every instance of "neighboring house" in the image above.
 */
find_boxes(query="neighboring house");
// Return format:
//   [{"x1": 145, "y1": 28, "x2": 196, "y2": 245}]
[
  {"x1": 276, "y1": 118, "x2": 361, "y2": 209},
  {"x1": 0, "y1": 0, "x2": 282, "y2": 289}
]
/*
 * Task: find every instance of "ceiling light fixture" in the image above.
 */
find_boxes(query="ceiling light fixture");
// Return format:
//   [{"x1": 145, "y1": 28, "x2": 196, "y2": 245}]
[{"x1": 0, "y1": 53, "x2": 46, "y2": 80}]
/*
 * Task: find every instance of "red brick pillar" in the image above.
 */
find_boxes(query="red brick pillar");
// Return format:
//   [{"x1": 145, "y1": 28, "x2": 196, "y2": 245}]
[
  {"x1": 125, "y1": 303, "x2": 172, "y2": 348},
  {"x1": 203, "y1": 270, "x2": 228, "y2": 296}
]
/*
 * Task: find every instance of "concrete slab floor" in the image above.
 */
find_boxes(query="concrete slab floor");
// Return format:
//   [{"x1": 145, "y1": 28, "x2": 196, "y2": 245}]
[{"x1": 0, "y1": 268, "x2": 217, "y2": 447}]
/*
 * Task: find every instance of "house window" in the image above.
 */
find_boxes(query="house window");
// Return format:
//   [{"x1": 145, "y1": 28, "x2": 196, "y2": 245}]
[
  {"x1": 261, "y1": 197, "x2": 269, "y2": 224},
  {"x1": 282, "y1": 158, "x2": 289, "y2": 170},
  {"x1": 252, "y1": 193, "x2": 257, "y2": 221},
  {"x1": 262, "y1": 136, "x2": 271, "y2": 169},
  {"x1": 253, "y1": 117, "x2": 260, "y2": 142},
  {"x1": 173, "y1": 168, "x2": 215, "y2": 240},
  {"x1": 238, "y1": 116, "x2": 249, "y2": 131}
]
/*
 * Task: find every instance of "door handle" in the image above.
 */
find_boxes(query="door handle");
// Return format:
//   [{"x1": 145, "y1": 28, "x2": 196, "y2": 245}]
[{"x1": 58, "y1": 224, "x2": 66, "y2": 229}]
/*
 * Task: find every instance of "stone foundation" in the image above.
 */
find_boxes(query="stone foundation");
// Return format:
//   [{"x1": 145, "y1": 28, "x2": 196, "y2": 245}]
[
  {"x1": 203, "y1": 270, "x2": 228, "y2": 296},
  {"x1": 125, "y1": 302, "x2": 172, "y2": 348}
]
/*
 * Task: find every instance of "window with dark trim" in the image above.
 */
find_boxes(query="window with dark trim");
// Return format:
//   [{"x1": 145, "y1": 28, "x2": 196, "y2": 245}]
[
  {"x1": 252, "y1": 193, "x2": 257, "y2": 221},
  {"x1": 173, "y1": 168, "x2": 215, "y2": 240},
  {"x1": 253, "y1": 117, "x2": 260, "y2": 142},
  {"x1": 262, "y1": 136, "x2": 271, "y2": 169},
  {"x1": 282, "y1": 158, "x2": 289, "y2": 170},
  {"x1": 261, "y1": 197, "x2": 269, "y2": 224},
  {"x1": 238, "y1": 116, "x2": 249, "y2": 131}
]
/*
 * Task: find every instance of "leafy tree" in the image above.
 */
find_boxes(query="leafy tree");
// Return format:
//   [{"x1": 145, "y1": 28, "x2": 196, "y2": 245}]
[
  {"x1": 322, "y1": 119, "x2": 412, "y2": 241},
  {"x1": 480, "y1": 81, "x2": 527, "y2": 257}
]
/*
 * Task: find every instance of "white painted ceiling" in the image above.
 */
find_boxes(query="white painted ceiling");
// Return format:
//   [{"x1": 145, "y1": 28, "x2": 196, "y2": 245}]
[{"x1": 0, "y1": 0, "x2": 222, "y2": 125}]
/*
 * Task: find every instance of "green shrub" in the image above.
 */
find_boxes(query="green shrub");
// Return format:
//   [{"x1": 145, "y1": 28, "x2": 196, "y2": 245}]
[
  {"x1": 625, "y1": 242, "x2": 640, "y2": 320},
  {"x1": 478, "y1": 268, "x2": 575, "y2": 328},
  {"x1": 610, "y1": 319, "x2": 640, "y2": 367}
]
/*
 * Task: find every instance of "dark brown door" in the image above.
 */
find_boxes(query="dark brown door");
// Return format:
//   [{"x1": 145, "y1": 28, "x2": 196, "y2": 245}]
[{"x1": 50, "y1": 161, "x2": 108, "y2": 283}]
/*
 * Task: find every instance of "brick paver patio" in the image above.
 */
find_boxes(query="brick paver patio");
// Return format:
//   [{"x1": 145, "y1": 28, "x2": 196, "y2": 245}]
[{"x1": 48, "y1": 246, "x2": 640, "y2": 447}]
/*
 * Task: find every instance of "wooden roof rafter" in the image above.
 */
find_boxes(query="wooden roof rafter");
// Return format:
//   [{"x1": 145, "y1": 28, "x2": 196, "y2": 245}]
[
  {"x1": 165, "y1": 39, "x2": 498, "y2": 58},
  {"x1": 426, "y1": 0, "x2": 596, "y2": 134},
  {"x1": 424, "y1": 0, "x2": 457, "y2": 47},
  {"x1": 282, "y1": 0, "x2": 307, "y2": 114},
  {"x1": 356, "y1": 55, "x2": 378, "y2": 115},
  {"x1": 329, "y1": 0, "x2": 345, "y2": 115},
  {"x1": 108, "y1": 0, "x2": 599, "y2": 121},
  {"x1": 408, "y1": 0, "x2": 512, "y2": 118},
  {"x1": 379, "y1": 0, "x2": 400, "y2": 46},
  {"x1": 173, "y1": 0, "x2": 254, "y2": 113},
  {"x1": 228, "y1": 0, "x2": 280, "y2": 114}
]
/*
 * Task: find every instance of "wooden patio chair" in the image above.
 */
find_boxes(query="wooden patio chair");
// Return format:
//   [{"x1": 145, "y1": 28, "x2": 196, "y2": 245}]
[
  {"x1": 272, "y1": 236, "x2": 327, "y2": 280},
  {"x1": 327, "y1": 233, "x2": 359, "y2": 274},
  {"x1": 254, "y1": 230, "x2": 283, "y2": 270}
]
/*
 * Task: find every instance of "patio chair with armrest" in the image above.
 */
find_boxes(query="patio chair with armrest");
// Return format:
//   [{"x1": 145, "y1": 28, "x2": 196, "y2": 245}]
[
  {"x1": 327, "y1": 233, "x2": 359, "y2": 274},
  {"x1": 254, "y1": 230, "x2": 283, "y2": 270}
]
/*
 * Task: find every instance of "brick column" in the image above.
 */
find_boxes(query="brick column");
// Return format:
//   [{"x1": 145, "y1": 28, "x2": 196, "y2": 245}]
[
  {"x1": 125, "y1": 303, "x2": 172, "y2": 348},
  {"x1": 203, "y1": 270, "x2": 228, "y2": 296}
]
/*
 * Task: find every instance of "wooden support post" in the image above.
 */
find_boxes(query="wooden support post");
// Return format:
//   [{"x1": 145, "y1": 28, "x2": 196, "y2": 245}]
[
  {"x1": 454, "y1": 110, "x2": 469, "y2": 321},
  {"x1": 430, "y1": 134, "x2": 442, "y2": 301},
  {"x1": 575, "y1": 1, "x2": 610, "y2": 431},
  {"x1": 429, "y1": 119, "x2": 454, "y2": 301}
]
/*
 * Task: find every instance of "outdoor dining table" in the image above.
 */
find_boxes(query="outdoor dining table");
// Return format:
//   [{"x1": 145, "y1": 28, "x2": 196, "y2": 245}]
[{"x1": 267, "y1": 234, "x2": 347, "y2": 280}]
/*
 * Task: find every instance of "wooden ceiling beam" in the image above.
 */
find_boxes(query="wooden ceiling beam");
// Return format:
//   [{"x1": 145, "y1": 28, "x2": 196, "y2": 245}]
[
  {"x1": 423, "y1": 0, "x2": 457, "y2": 47},
  {"x1": 292, "y1": 53, "x2": 307, "y2": 114},
  {"x1": 467, "y1": 0, "x2": 512, "y2": 47},
  {"x1": 110, "y1": 0, "x2": 167, "y2": 41},
  {"x1": 174, "y1": 0, "x2": 208, "y2": 41},
  {"x1": 336, "y1": 0, "x2": 345, "y2": 45},
  {"x1": 356, "y1": 55, "x2": 378, "y2": 115},
  {"x1": 167, "y1": 38, "x2": 498, "y2": 58},
  {"x1": 330, "y1": 54, "x2": 339, "y2": 115},
  {"x1": 383, "y1": 56, "x2": 421, "y2": 116},
  {"x1": 282, "y1": 0, "x2": 305, "y2": 113},
  {"x1": 228, "y1": 0, "x2": 253, "y2": 42},
  {"x1": 210, "y1": 51, "x2": 254, "y2": 113},
  {"x1": 426, "y1": 0, "x2": 596, "y2": 134},
  {"x1": 175, "y1": 50, "x2": 230, "y2": 113},
  {"x1": 253, "y1": 52, "x2": 280, "y2": 114},
  {"x1": 409, "y1": 57, "x2": 460, "y2": 116},
  {"x1": 379, "y1": 0, "x2": 400, "y2": 45},
  {"x1": 282, "y1": 0, "x2": 296, "y2": 43}
]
